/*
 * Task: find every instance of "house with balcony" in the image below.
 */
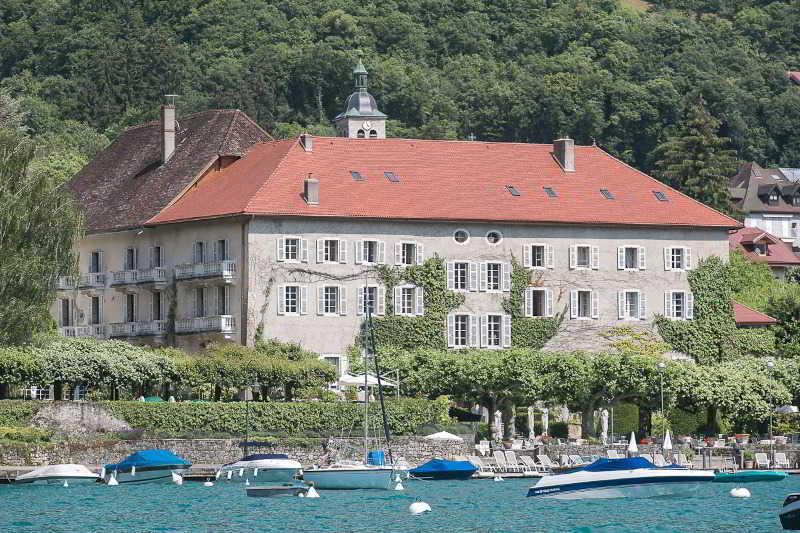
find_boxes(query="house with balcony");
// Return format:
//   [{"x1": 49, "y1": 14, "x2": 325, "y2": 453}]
[{"x1": 53, "y1": 62, "x2": 740, "y2": 371}]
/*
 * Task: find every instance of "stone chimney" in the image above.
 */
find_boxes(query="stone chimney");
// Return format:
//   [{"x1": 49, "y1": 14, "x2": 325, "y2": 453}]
[
  {"x1": 304, "y1": 175, "x2": 319, "y2": 205},
  {"x1": 553, "y1": 137, "x2": 575, "y2": 172},
  {"x1": 300, "y1": 133, "x2": 313, "y2": 152},
  {"x1": 160, "y1": 102, "x2": 176, "y2": 164}
]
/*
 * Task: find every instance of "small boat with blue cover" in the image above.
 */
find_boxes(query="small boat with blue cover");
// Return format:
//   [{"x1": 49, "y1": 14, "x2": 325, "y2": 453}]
[
  {"x1": 103, "y1": 450, "x2": 191, "y2": 484},
  {"x1": 527, "y1": 457, "x2": 714, "y2": 500},
  {"x1": 410, "y1": 459, "x2": 477, "y2": 480}
]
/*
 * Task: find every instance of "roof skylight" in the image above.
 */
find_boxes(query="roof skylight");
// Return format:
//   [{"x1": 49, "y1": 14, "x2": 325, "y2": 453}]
[
  {"x1": 350, "y1": 170, "x2": 365, "y2": 181},
  {"x1": 543, "y1": 187, "x2": 557, "y2": 198},
  {"x1": 653, "y1": 191, "x2": 668, "y2": 202},
  {"x1": 384, "y1": 171, "x2": 400, "y2": 183},
  {"x1": 506, "y1": 185, "x2": 521, "y2": 197},
  {"x1": 600, "y1": 189, "x2": 614, "y2": 200}
]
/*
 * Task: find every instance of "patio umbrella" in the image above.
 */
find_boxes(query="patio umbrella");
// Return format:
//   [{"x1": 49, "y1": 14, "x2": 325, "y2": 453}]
[
  {"x1": 527, "y1": 406, "x2": 536, "y2": 440},
  {"x1": 627, "y1": 432, "x2": 638, "y2": 455},
  {"x1": 423, "y1": 431, "x2": 463, "y2": 442},
  {"x1": 663, "y1": 430, "x2": 673, "y2": 450}
]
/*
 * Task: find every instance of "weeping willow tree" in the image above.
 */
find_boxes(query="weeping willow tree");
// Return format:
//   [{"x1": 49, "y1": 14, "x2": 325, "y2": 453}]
[{"x1": 0, "y1": 95, "x2": 82, "y2": 345}]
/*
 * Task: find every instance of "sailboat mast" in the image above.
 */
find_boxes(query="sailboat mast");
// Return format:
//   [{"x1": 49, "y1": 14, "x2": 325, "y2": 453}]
[{"x1": 363, "y1": 272, "x2": 369, "y2": 464}]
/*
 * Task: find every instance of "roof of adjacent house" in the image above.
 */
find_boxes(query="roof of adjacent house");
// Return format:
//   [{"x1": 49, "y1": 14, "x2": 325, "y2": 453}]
[
  {"x1": 729, "y1": 227, "x2": 800, "y2": 266},
  {"x1": 731, "y1": 301, "x2": 777, "y2": 327},
  {"x1": 148, "y1": 135, "x2": 740, "y2": 228},
  {"x1": 67, "y1": 109, "x2": 271, "y2": 234},
  {"x1": 790, "y1": 71, "x2": 800, "y2": 85},
  {"x1": 729, "y1": 162, "x2": 800, "y2": 215}
]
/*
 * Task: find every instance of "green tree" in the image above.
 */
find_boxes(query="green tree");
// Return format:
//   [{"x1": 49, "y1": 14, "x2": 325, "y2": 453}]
[
  {"x1": 766, "y1": 294, "x2": 800, "y2": 358},
  {"x1": 653, "y1": 96, "x2": 738, "y2": 214}
]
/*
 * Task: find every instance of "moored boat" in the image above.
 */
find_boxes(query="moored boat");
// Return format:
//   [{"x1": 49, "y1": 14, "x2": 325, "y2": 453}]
[
  {"x1": 217, "y1": 454, "x2": 301, "y2": 483},
  {"x1": 410, "y1": 459, "x2": 477, "y2": 480},
  {"x1": 302, "y1": 461, "x2": 395, "y2": 490},
  {"x1": 103, "y1": 450, "x2": 191, "y2": 484},
  {"x1": 713, "y1": 470, "x2": 788, "y2": 483},
  {"x1": 14, "y1": 464, "x2": 99, "y2": 486},
  {"x1": 527, "y1": 457, "x2": 714, "y2": 500},
  {"x1": 781, "y1": 494, "x2": 800, "y2": 530},
  {"x1": 245, "y1": 483, "x2": 309, "y2": 497}
]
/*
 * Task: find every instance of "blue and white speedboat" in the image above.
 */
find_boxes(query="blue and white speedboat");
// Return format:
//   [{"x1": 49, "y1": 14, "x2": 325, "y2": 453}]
[
  {"x1": 104, "y1": 450, "x2": 191, "y2": 484},
  {"x1": 527, "y1": 457, "x2": 713, "y2": 499}
]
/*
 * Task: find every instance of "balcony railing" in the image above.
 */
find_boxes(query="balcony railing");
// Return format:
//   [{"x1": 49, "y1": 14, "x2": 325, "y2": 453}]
[
  {"x1": 56, "y1": 276, "x2": 77, "y2": 291},
  {"x1": 109, "y1": 320, "x2": 168, "y2": 337},
  {"x1": 111, "y1": 267, "x2": 168, "y2": 286},
  {"x1": 174, "y1": 260, "x2": 236, "y2": 281},
  {"x1": 78, "y1": 272, "x2": 106, "y2": 289},
  {"x1": 58, "y1": 325, "x2": 107, "y2": 338},
  {"x1": 175, "y1": 315, "x2": 236, "y2": 334}
]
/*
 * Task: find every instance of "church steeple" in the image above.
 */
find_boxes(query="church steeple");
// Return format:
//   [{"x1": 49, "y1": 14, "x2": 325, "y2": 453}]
[{"x1": 335, "y1": 60, "x2": 387, "y2": 139}]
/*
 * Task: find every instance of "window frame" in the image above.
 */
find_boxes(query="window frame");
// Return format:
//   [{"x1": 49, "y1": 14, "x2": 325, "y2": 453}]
[
  {"x1": 323, "y1": 239, "x2": 339, "y2": 263},
  {"x1": 453, "y1": 229, "x2": 470, "y2": 245},
  {"x1": 485, "y1": 230, "x2": 503, "y2": 245},
  {"x1": 453, "y1": 262, "x2": 469, "y2": 291},
  {"x1": 323, "y1": 286, "x2": 340, "y2": 315},
  {"x1": 485, "y1": 314, "x2": 503, "y2": 348},
  {"x1": 485, "y1": 262, "x2": 502, "y2": 292},
  {"x1": 575, "y1": 245, "x2": 592, "y2": 269}
]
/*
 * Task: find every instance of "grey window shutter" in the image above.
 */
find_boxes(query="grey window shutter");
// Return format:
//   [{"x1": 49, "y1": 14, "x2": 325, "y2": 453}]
[
  {"x1": 480, "y1": 315, "x2": 488, "y2": 347},
  {"x1": 639, "y1": 291, "x2": 647, "y2": 320},
  {"x1": 546, "y1": 245, "x2": 554, "y2": 269},
  {"x1": 394, "y1": 242, "x2": 402, "y2": 265},
  {"x1": 570, "y1": 290, "x2": 578, "y2": 319},
  {"x1": 664, "y1": 248, "x2": 672, "y2": 271},
  {"x1": 523, "y1": 245, "x2": 531, "y2": 268},
  {"x1": 338, "y1": 286, "x2": 347, "y2": 315},
  {"x1": 502, "y1": 263, "x2": 511, "y2": 292},
  {"x1": 377, "y1": 241, "x2": 386, "y2": 264},
  {"x1": 415, "y1": 286, "x2": 424, "y2": 316},
  {"x1": 355, "y1": 240, "x2": 364, "y2": 264},
  {"x1": 524, "y1": 288, "x2": 532, "y2": 317},
  {"x1": 317, "y1": 287, "x2": 325, "y2": 315},
  {"x1": 339, "y1": 239, "x2": 348, "y2": 263},
  {"x1": 618, "y1": 291, "x2": 625, "y2": 319},
  {"x1": 446, "y1": 261, "x2": 455, "y2": 290},
  {"x1": 479, "y1": 262, "x2": 488, "y2": 291},
  {"x1": 591, "y1": 291, "x2": 599, "y2": 319},
  {"x1": 569, "y1": 246, "x2": 577, "y2": 269},
  {"x1": 416, "y1": 242, "x2": 424, "y2": 265},
  {"x1": 394, "y1": 286, "x2": 402, "y2": 315},
  {"x1": 278, "y1": 286, "x2": 286, "y2": 315},
  {"x1": 664, "y1": 291, "x2": 672, "y2": 318},
  {"x1": 357, "y1": 287, "x2": 365, "y2": 316},
  {"x1": 277, "y1": 238, "x2": 285, "y2": 262},
  {"x1": 545, "y1": 289, "x2": 553, "y2": 317},
  {"x1": 617, "y1": 247, "x2": 625, "y2": 270},
  {"x1": 638, "y1": 247, "x2": 647, "y2": 270},
  {"x1": 684, "y1": 247, "x2": 692, "y2": 270},
  {"x1": 224, "y1": 286, "x2": 230, "y2": 315},
  {"x1": 300, "y1": 286, "x2": 308, "y2": 315},
  {"x1": 502, "y1": 315, "x2": 512, "y2": 348},
  {"x1": 377, "y1": 287, "x2": 385, "y2": 315},
  {"x1": 300, "y1": 239, "x2": 309, "y2": 263},
  {"x1": 469, "y1": 262, "x2": 479, "y2": 291},
  {"x1": 469, "y1": 315, "x2": 479, "y2": 347},
  {"x1": 591, "y1": 246, "x2": 600, "y2": 270},
  {"x1": 686, "y1": 291, "x2": 694, "y2": 319},
  {"x1": 316, "y1": 239, "x2": 324, "y2": 263},
  {"x1": 447, "y1": 314, "x2": 455, "y2": 348}
]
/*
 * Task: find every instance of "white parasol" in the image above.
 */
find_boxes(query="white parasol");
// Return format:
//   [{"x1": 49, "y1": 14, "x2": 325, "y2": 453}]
[
  {"x1": 663, "y1": 429, "x2": 673, "y2": 450},
  {"x1": 423, "y1": 431, "x2": 464, "y2": 442},
  {"x1": 600, "y1": 409, "x2": 609, "y2": 445},
  {"x1": 627, "y1": 431, "x2": 638, "y2": 454},
  {"x1": 527, "y1": 406, "x2": 536, "y2": 440}
]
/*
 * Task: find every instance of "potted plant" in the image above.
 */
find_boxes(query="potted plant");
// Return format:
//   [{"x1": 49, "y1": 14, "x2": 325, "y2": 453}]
[{"x1": 742, "y1": 450, "x2": 755, "y2": 469}]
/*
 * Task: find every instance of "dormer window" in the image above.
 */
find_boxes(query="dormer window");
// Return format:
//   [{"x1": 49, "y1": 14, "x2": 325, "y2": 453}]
[
  {"x1": 754, "y1": 243, "x2": 768, "y2": 256},
  {"x1": 369, "y1": 130, "x2": 378, "y2": 139},
  {"x1": 769, "y1": 191, "x2": 780, "y2": 205},
  {"x1": 357, "y1": 130, "x2": 366, "y2": 139},
  {"x1": 793, "y1": 195, "x2": 800, "y2": 207}
]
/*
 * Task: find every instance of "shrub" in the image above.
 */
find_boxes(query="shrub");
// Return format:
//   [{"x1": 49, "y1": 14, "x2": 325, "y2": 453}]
[
  {"x1": 0, "y1": 425, "x2": 52, "y2": 442},
  {"x1": 0, "y1": 400, "x2": 41, "y2": 426}
]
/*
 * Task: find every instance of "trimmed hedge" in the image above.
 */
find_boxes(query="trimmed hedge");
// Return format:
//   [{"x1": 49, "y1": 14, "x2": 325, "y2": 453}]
[
  {"x1": 100, "y1": 397, "x2": 451, "y2": 437},
  {"x1": 0, "y1": 400, "x2": 41, "y2": 426},
  {"x1": 0, "y1": 426, "x2": 51, "y2": 442}
]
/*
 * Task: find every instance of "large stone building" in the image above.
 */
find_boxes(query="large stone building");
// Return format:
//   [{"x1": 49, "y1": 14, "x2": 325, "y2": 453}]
[{"x1": 53, "y1": 64, "x2": 739, "y2": 373}]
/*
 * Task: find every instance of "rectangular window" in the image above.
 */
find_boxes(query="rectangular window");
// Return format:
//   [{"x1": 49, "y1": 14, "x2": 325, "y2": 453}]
[
  {"x1": 152, "y1": 292, "x2": 162, "y2": 321},
  {"x1": 125, "y1": 293, "x2": 136, "y2": 323},
  {"x1": 401, "y1": 242, "x2": 416, "y2": 265},
  {"x1": 363, "y1": 240, "x2": 378, "y2": 264},
  {"x1": 125, "y1": 247, "x2": 137, "y2": 270},
  {"x1": 60, "y1": 298, "x2": 71, "y2": 327},
  {"x1": 195, "y1": 287, "x2": 205, "y2": 317},
  {"x1": 215, "y1": 240, "x2": 227, "y2": 261},
  {"x1": 284, "y1": 286, "x2": 299, "y2": 314},
  {"x1": 486, "y1": 315, "x2": 502, "y2": 348},
  {"x1": 577, "y1": 290, "x2": 592, "y2": 318},
  {"x1": 193, "y1": 241, "x2": 205, "y2": 264},
  {"x1": 624, "y1": 247, "x2": 638, "y2": 270},
  {"x1": 323, "y1": 356, "x2": 343, "y2": 377},
  {"x1": 90, "y1": 251, "x2": 102, "y2": 273},
  {"x1": 672, "y1": 291, "x2": 685, "y2": 318},
  {"x1": 453, "y1": 262, "x2": 469, "y2": 290},
  {"x1": 400, "y1": 287, "x2": 415, "y2": 315},
  {"x1": 454, "y1": 314, "x2": 469, "y2": 348},
  {"x1": 324, "y1": 286, "x2": 339, "y2": 314},
  {"x1": 486, "y1": 263, "x2": 501, "y2": 291},
  {"x1": 531, "y1": 245, "x2": 545, "y2": 268},
  {"x1": 625, "y1": 291, "x2": 639, "y2": 319},
  {"x1": 530, "y1": 289, "x2": 546, "y2": 317},
  {"x1": 576, "y1": 246, "x2": 591, "y2": 268},
  {"x1": 151, "y1": 246, "x2": 162, "y2": 268},
  {"x1": 91, "y1": 296, "x2": 101, "y2": 325},
  {"x1": 217, "y1": 286, "x2": 227, "y2": 315},
  {"x1": 362, "y1": 286, "x2": 377, "y2": 315},
  {"x1": 285, "y1": 238, "x2": 299, "y2": 261},
  {"x1": 324, "y1": 239, "x2": 339, "y2": 263},
  {"x1": 754, "y1": 243, "x2": 767, "y2": 256}
]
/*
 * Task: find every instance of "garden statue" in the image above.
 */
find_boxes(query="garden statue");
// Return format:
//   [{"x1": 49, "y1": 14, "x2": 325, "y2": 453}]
[{"x1": 601, "y1": 408, "x2": 609, "y2": 445}]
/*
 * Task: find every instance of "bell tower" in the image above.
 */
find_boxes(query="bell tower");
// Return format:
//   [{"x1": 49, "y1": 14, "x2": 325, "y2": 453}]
[{"x1": 335, "y1": 60, "x2": 387, "y2": 139}]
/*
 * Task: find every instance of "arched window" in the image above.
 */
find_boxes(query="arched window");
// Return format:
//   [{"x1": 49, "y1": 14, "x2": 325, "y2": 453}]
[
  {"x1": 369, "y1": 130, "x2": 378, "y2": 139},
  {"x1": 357, "y1": 129, "x2": 365, "y2": 138}
]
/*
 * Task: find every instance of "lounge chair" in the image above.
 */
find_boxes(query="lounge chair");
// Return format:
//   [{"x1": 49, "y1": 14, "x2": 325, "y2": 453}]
[
  {"x1": 511, "y1": 439, "x2": 524, "y2": 450},
  {"x1": 559, "y1": 454, "x2": 571, "y2": 466},
  {"x1": 775, "y1": 452, "x2": 791, "y2": 469},
  {"x1": 494, "y1": 450, "x2": 521, "y2": 473},
  {"x1": 607, "y1": 449, "x2": 621, "y2": 459},
  {"x1": 675, "y1": 453, "x2": 693, "y2": 468},
  {"x1": 520, "y1": 455, "x2": 547, "y2": 473},
  {"x1": 475, "y1": 440, "x2": 491, "y2": 456},
  {"x1": 640, "y1": 453, "x2": 654, "y2": 464},
  {"x1": 505, "y1": 451, "x2": 529, "y2": 472},
  {"x1": 755, "y1": 452, "x2": 771, "y2": 469},
  {"x1": 569, "y1": 454, "x2": 586, "y2": 466},
  {"x1": 537, "y1": 455, "x2": 557, "y2": 471},
  {"x1": 653, "y1": 453, "x2": 669, "y2": 467},
  {"x1": 722, "y1": 456, "x2": 738, "y2": 472},
  {"x1": 468, "y1": 455, "x2": 497, "y2": 474}
]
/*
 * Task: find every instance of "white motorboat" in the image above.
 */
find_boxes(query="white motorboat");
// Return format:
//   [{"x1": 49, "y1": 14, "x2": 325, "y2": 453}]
[
  {"x1": 527, "y1": 457, "x2": 714, "y2": 499},
  {"x1": 14, "y1": 464, "x2": 100, "y2": 486},
  {"x1": 302, "y1": 461, "x2": 396, "y2": 490},
  {"x1": 780, "y1": 494, "x2": 800, "y2": 530},
  {"x1": 103, "y1": 449, "x2": 191, "y2": 484},
  {"x1": 217, "y1": 454, "x2": 301, "y2": 483}
]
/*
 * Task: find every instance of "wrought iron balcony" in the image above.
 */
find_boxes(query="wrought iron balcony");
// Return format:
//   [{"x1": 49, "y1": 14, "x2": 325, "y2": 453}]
[
  {"x1": 109, "y1": 320, "x2": 168, "y2": 337},
  {"x1": 175, "y1": 315, "x2": 236, "y2": 334},
  {"x1": 78, "y1": 272, "x2": 106, "y2": 289},
  {"x1": 111, "y1": 267, "x2": 168, "y2": 287},
  {"x1": 58, "y1": 325, "x2": 107, "y2": 338},
  {"x1": 174, "y1": 260, "x2": 236, "y2": 282}
]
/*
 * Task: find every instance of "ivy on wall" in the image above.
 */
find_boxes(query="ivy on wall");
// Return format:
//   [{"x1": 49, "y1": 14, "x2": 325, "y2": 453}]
[{"x1": 502, "y1": 258, "x2": 562, "y2": 349}]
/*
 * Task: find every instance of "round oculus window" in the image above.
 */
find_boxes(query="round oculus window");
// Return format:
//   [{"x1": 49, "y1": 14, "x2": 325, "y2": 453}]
[
  {"x1": 486, "y1": 231, "x2": 503, "y2": 244},
  {"x1": 453, "y1": 229, "x2": 470, "y2": 244}
]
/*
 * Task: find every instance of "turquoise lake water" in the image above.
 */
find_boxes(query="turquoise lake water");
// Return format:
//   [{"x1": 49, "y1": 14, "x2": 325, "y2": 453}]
[{"x1": 2, "y1": 476, "x2": 797, "y2": 532}]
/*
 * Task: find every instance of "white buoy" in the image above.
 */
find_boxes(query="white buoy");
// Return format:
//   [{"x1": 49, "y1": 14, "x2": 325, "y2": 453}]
[
  {"x1": 298, "y1": 492, "x2": 305, "y2": 498},
  {"x1": 245, "y1": 478, "x2": 250, "y2": 487},
  {"x1": 409, "y1": 501, "x2": 431, "y2": 515},
  {"x1": 226, "y1": 471, "x2": 233, "y2": 481},
  {"x1": 493, "y1": 474, "x2": 504, "y2": 482},
  {"x1": 203, "y1": 481, "x2": 214, "y2": 487},
  {"x1": 730, "y1": 487, "x2": 751, "y2": 498},
  {"x1": 107, "y1": 474, "x2": 119, "y2": 486},
  {"x1": 238, "y1": 468, "x2": 244, "y2": 477},
  {"x1": 172, "y1": 472, "x2": 183, "y2": 485},
  {"x1": 131, "y1": 465, "x2": 136, "y2": 477},
  {"x1": 63, "y1": 480, "x2": 69, "y2": 488},
  {"x1": 306, "y1": 486, "x2": 320, "y2": 498}
]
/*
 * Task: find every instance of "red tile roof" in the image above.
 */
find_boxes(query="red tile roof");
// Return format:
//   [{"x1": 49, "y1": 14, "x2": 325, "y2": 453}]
[
  {"x1": 732, "y1": 301, "x2": 777, "y2": 326},
  {"x1": 148, "y1": 136, "x2": 741, "y2": 228},
  {"x1": 729, "y1": 227, "x2": 800, "y2": 266}
]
